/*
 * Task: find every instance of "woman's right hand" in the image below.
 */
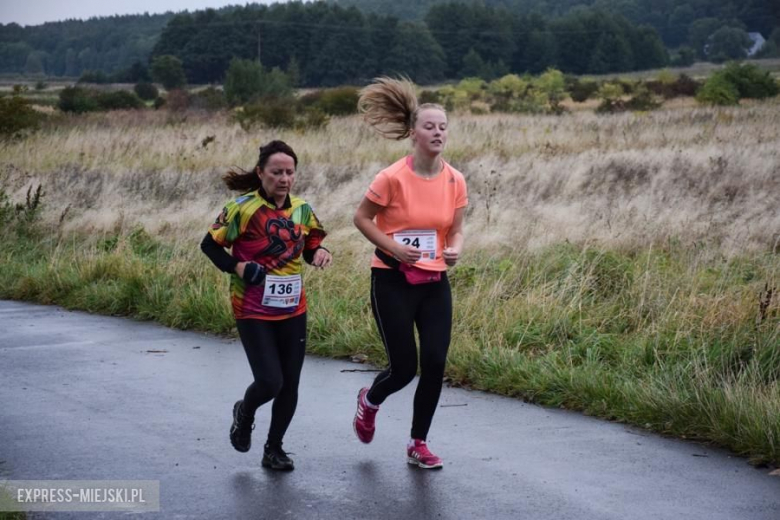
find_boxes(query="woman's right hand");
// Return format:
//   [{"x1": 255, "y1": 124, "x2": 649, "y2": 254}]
[
  {"x1": 392, "y1": 244, "x2": 423, "y2": 264},
  {"x1": 235, "y1": 262, "x2": 246, "y2": 278}
]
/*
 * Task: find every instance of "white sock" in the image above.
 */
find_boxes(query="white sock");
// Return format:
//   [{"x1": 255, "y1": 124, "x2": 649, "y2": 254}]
[{"x1": 408, "y1": 438, "x2": 423, "y2": 449}]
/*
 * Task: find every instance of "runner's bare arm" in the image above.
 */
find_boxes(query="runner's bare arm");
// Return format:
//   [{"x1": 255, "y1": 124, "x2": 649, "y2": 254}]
[
  {"x1": 353, "y1": 197, "x2": 421, "y2": 264},
  {"x1": 443, "y1": 208, "x2": 465, "y2": 266}
]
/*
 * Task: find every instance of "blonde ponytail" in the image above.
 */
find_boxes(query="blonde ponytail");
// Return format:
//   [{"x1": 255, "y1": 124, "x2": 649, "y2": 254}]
[{"x1": 358, "y1": 77, "x2": 419, "y2": 140}]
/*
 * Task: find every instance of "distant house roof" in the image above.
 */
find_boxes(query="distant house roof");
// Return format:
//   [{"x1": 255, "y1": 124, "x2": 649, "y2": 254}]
[{"x1": 747, "y1": 32, "x2": 766, "y2": 57}]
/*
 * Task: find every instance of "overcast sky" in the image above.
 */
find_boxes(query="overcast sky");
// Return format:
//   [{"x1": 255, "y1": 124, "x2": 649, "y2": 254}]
[{"x1": 1, "y1": 1, "x2": 288, "y2": 26}]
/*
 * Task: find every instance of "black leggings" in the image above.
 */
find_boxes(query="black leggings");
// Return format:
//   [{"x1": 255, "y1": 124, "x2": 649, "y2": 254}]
[
  {"x1": 366, "y1": 268, "x2": 452, "y2": 440},
  {"x1": 236, "y1": 314, "x2": 307, "y2": 445}
]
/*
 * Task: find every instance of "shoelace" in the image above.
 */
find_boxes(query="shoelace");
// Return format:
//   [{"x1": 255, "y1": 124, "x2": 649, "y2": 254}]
[
  {"x1": 266, "y1": 444, "x2": 294, "y2": 458},
  {"x1": 236, "y1": 403, "x2": 255, "y2": 429}
]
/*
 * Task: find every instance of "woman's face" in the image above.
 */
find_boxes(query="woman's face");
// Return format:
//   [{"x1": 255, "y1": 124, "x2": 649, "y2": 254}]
[
  {"x1": 258, "y1": 152, "x2": 296, "y2": 203},
  {"x1": 411, "y1": 108, "x2": 448, "y2": 156}
]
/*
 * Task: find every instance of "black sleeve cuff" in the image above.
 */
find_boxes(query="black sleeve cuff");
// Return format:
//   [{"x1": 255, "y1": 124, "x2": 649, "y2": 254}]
[{"x1": 200, "y1": 233, "x2": 239, "y2": 273}]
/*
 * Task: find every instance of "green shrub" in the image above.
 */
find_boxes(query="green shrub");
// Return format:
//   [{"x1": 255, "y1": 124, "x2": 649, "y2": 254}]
[
  {"x1": 0, "y1": 87, "x2": 43, "y2": 139},
  {"x1": 456, "y1": 77, "x2": 487, "y2": 99},
  {"x1": 224, "y1": 58, "x2": 263, "y2": 106},
  {"x1": 190, "y1": 87, "x2": 227, "y2": 111},
  {"x1": 317, "y1": 87, "x2": 358, "y2": 116},
  {"x1": 235, "y1": 95, "x2": 329, "y2": 131},
  {"x1": 625, "y1": 85, "x2": 662, "y2": 111},
  {"x1": 298, "y1": 90, "x2": 323, "y2": 108},
  {"x1": 419, "y1": 89, "x2": 443, "y2": 104},
  {"x1": 595, "y1": 83, "x2": 626, "y2": 113},
  {"x1": 225, "y1": 59, "x2": 292, "y2": 106},
  {"x1": 134, "y1": 82, "x2": 159, "y2": 101},
  {"x1": 487, "y1": 74, "x2": 529, "y2": 110},
  {"x1": 696, "y1": 73, "x2": 740, "y2": 106},
  {"x1": 720, "y1": 62, "x2": 779, "y2": 100},
  {"x1": 59, "y1": 87, "x2": 143, "y2": 112},
  {"x1": 150, "y1": 55, "x2": 187, "y2": 90},
  {"x1": 58, "y1": 86, "x2": 100, "y2": 113},
  {"x1": 645, "y1": 74, "x2": 701, "y2": 99},
  {"x1": 436, "y1": 86, "x2": 470, "y2": 111},
  {"x1": 533, "y1": 69, "x2": 566, "y2": 114},
  {"x1": 96, "y1": 90, "x2": 144, "y2": 110},
  {"x1": 153, "y1": 96, "x2": 166, "y2": 110},
  {"x1": 261, "y1": 67, "x2": 294, "y2": 99},
  {"x1": 693, "y1": 63, "x2": 776, "y2": 107},
  {"x1": 615, "y1": 78, "x2": 636, "y2": 95},
  {"x1": 568, "y1": 79, "x2": 600, "y2": 102},
  {"x1": 296, "y1": 106, "x2": 330, "y2": 130},
  {"x1": 235, "y1": 96, "x2": 297, "y2": 130}
]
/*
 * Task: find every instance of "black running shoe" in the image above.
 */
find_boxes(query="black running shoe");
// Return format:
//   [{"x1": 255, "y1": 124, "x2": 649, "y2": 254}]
[
  {"x1": 262, "y1": 442, "x2": 295, "y2": 471},
  {"x1": 230, "y1": 400, "x2": 254, "y2": 453}
]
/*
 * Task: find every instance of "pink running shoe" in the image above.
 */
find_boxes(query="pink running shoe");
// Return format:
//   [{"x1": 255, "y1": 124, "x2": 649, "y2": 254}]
[
  {"x1": 407, "y1": 439, "x2": 443, "y2": 469},
  {"x1": 353, "y1": 387, "x2": 379, "y2": 443}
]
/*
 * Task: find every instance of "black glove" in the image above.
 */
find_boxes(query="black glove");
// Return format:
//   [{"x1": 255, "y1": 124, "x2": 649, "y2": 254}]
[{"x1": 242, "y1": 262, "x2": 266, "y2": 285}]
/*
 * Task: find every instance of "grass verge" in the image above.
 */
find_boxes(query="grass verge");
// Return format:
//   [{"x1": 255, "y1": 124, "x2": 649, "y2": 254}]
[{"x1": 1, "y1": 225, "x2": 778, "y2": 465}]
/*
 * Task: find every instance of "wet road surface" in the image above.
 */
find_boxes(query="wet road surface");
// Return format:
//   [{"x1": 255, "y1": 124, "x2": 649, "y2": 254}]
[{"x1": 1, "y1": 300, "x2": 779, "y2": 519}]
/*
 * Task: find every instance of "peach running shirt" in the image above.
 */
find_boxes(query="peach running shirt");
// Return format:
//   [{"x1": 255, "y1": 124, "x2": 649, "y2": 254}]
[{"x1": 365, "y1": 156, "x2": 468, "y2": 272}]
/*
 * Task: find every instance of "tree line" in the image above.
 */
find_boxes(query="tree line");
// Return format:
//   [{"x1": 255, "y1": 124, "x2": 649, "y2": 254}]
[
  {"x1": 1, "y1": 0, "x2": 778, "y2": 85},
  {"x1": 149, "y1": 2, "x2": 671, "y2": 86},
  {"x1": 329, "y1": 0, "x2": 779, "y2": 48},
  {"x1": 0, "y1": 13, "x2": 173, "y2": 77}
]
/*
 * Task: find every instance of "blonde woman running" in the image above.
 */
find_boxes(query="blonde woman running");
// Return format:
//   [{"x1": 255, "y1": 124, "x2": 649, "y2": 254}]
[{"x1": 352, "y1": 78, "x2": 468, "y2": 469}]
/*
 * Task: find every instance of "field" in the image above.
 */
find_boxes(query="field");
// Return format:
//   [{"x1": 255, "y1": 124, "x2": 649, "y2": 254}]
[
  {"x1": 584, "y1": 57, "x2": 780, "y2": 81},
  {"x1": 1, "y1": 99, "x2": 779, "y2": 465}
]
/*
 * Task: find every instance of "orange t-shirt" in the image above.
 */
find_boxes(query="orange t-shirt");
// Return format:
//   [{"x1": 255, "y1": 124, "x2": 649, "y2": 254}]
[{"x1": 365, "y1": 156, "x2": 468, "y2": 271}]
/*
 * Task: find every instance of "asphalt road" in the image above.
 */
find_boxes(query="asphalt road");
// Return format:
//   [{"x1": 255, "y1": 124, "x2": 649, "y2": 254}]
[{"x1": 1, "y1": 300, "x2": 779, "y2": 519}]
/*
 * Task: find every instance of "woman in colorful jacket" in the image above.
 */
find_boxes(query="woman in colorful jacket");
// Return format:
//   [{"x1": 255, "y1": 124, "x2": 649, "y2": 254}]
[{"x1": 201, "y1": 140, "x2": 331, "y2": 471}]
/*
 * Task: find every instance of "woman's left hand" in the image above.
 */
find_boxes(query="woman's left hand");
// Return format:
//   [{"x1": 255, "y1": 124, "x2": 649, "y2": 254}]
[
  {"x1": 443, "y1": 247, "x2": 460, "y2": 266},
  {"x1": 312, "y1": 248, "x2": 333, "y2": 269}
]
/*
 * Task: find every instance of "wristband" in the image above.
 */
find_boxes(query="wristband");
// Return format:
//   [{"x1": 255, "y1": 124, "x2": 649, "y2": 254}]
[{"x1": 242, "y1": 262, "x2": 266, "y2": 285}]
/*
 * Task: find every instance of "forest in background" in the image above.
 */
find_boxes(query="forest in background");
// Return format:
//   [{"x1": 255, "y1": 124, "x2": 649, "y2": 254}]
[
  {"x1": 1, "y1": 0, "x2": 778, "y2": 86},
  {"x1": 0, "y1": 13, "x2": 173, "y2": 78},
  {"x1": 329, "y1": 0, "x2": 779, "y2": 42}
]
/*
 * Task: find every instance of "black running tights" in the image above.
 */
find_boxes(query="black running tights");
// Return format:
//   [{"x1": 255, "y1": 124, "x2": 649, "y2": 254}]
[
  {"x1": 366, "y1": 268, "x2": 452, "y2": 441},
  {"x1": 236, "y1": 314, "x2": 306, "y2": 445}
]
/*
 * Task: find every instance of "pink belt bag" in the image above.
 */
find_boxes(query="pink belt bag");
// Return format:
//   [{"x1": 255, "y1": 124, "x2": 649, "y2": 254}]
[{"x1": 375, "y1": 249, "x2": 442, "y2": 285}]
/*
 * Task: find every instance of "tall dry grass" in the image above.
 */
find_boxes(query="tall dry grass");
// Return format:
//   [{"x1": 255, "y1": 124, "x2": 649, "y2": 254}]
[{"x1": 2, "y1": 103, "x2": 779, "y2": 254}]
